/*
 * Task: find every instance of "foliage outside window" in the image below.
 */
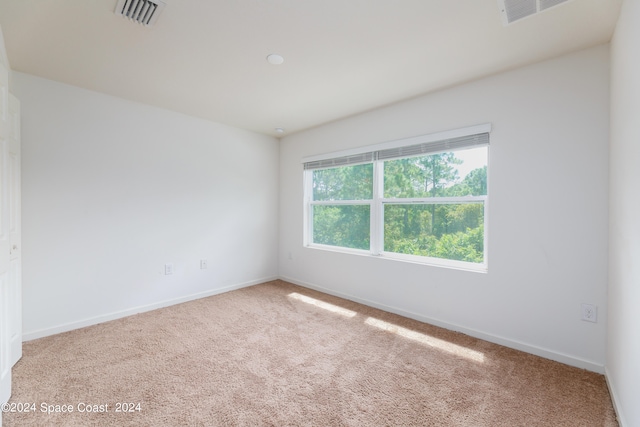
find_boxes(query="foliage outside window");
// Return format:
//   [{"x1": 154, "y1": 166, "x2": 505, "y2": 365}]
[
  {"x1": 304, "y1": 129, "x2": 489, "y2": 271},
  {"x1": 311, "y1": 163, "x2": 373, "y2": 250}
]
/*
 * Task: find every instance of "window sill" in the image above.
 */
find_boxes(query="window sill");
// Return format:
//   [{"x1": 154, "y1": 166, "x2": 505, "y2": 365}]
[{"x1": 304, "y1": 244, "x2": 487, "y2": 273}]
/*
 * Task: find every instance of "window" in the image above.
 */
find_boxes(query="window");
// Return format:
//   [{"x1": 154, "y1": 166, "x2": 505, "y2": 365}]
[{"x1": 303, "y1": 125, "x2": 489, "y2": 271}]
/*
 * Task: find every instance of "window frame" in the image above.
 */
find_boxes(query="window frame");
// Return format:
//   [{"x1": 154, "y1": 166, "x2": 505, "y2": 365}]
[{"x1": 303, "y1": 124, "x2": 490, "y2": 272}]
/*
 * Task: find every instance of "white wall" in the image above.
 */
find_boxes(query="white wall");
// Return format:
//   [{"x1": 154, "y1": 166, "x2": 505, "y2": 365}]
[
  {"x1": 608, "y1": 1, "x2": 640, "y2": 425},
  {"x1": 280, "y1": 45, "x2": 610, "y2": 372},
  {"x1": 0, "y1": 24, "x2": 8, "y2": 71},
  {"x1": 12, "y1": 72, "x2": 279, "y2": 339}
]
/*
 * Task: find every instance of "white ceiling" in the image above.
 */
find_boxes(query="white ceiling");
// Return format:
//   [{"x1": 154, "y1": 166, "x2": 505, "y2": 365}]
[{"x1": 0, "y1": 0, "x2": 622, "y2": 137}]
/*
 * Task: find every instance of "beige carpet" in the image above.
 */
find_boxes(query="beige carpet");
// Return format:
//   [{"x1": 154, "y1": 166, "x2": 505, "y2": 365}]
[{"x1": 4, "y1": 280, "x2": 617, "y2": 426}]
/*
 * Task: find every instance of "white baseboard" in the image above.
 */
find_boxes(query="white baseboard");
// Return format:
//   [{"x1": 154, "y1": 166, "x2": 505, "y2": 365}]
[
  {"x1": 24, "y1": 274, "x2": 606, "y2": 375},
  {"x1": 605, "y1": 367, "x2": 627, "y2": 427},
  {"x1": 23, "y1": 276, "x2": 278, "y2": 342},
  {"x1": 280, "y1": 275, "x2": 605, "y2": 374}
]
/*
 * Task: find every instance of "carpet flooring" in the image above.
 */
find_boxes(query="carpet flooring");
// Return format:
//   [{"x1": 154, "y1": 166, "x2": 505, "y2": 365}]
[{"x1": 4, "y1": 280, "x2": 617, "y2": 426}]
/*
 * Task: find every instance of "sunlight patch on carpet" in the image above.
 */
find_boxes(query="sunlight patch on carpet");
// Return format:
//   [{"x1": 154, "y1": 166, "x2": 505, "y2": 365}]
[
  {"x1": 365, "y1": 317, "x2": 485, "y2": 363},
  {"x1": 287, "y1": 292, "x2": 358, "y2": 318}
]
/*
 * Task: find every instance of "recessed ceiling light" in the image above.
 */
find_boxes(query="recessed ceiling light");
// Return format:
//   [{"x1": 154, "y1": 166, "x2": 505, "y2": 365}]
[
  {"x1": 275, "y1": 128, "x2": 285, "y2": 134},
  {"x1": 267, "y1": 54, "x2": 284, "y2": 65}
]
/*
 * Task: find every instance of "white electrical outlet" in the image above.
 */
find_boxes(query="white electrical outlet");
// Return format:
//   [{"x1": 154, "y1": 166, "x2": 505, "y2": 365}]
[
  {"x1": 164, "y1": 263, "x2": 174, "y2": 275},
  {"x1": 200, "y1": 259, "x2": 208, "y2": 269},
  {"x1": 581, "y1": 303, "x2": 597, "y2": 323}
]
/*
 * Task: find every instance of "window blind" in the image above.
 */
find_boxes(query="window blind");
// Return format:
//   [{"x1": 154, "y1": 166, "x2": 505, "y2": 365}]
[
  {"x1": 377, "y1": 133, "x2": 489, "y2": 161},
  {"x1": 304, "y1": 132, "x2": 489, "y2": 170},
  {"x1": 303, "y1": 152, "x2": 375, "y2": 170}
]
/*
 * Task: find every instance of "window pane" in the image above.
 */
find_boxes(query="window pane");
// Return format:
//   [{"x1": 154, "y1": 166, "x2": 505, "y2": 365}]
[
  {"x1": 384, "y1": 203, "x2": 484, "y2": 263},
  {"x1": 313, "y1": 163, "x2": 373, "y2": 201},
  {"x1": 313, "y1": 205, "x2": 370, "y2": 250},
  {"x1": 384, "y1": 147, "x2": 487, "y2": 198}
]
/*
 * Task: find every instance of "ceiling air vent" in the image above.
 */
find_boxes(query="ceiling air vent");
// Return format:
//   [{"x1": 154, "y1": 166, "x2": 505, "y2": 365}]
[
  {"x1": 498, "y1": 0, "x2": 571, "y2": 25},
  {"x1": 115, "y1": 0, "x2": 166, "y2": 27}
]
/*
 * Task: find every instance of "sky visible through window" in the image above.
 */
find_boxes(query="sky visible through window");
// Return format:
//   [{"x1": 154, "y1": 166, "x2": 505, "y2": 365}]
[{"x1": 450, "y1": 147, "x2": 487, "y2": 184}]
